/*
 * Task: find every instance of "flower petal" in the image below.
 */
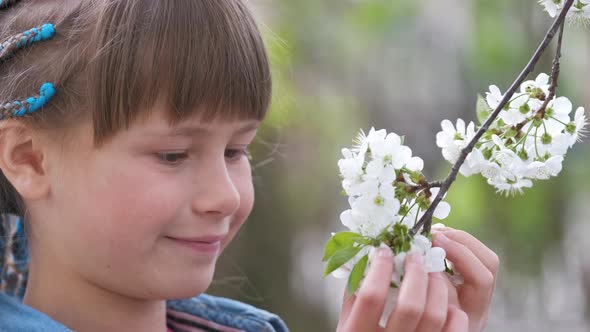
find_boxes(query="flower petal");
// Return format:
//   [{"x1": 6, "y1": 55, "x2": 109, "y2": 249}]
[{"x1": 433, "y1": 201, "x2": 451, "y2": 219}]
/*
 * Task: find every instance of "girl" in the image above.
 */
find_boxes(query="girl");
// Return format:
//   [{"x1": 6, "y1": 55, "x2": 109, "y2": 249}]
[{"x1": 0, "y1": 1, "x2": 498, "y2": 331}]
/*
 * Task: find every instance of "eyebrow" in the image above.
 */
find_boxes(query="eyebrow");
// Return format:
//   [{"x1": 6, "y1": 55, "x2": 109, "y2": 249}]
[{"x1": 167, "y1": 122, "x2": 260, "y2": 137}]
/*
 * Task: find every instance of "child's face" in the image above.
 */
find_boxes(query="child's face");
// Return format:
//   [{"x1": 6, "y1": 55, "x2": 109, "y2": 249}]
[{"x1": 37, "y1": 104, "x2": 259, "y2": 300}]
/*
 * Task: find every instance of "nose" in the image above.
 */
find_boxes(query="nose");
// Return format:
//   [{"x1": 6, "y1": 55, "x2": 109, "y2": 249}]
[{"x1": 191, "y1": 161, "x2": 241, "y2": 218}]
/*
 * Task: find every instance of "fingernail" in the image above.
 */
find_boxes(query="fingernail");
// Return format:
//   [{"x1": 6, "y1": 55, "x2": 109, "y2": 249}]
[
  {"x1": 378, "y1": 247, "x2": 392, "y2": 258},
  {"x1": 408, "y1": 253, "x2": 424, "y2": 265}
]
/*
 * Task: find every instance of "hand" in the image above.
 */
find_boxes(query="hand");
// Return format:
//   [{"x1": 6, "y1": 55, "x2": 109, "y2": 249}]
[
  {"x1": 337, "y1": 247, "x2": 468, "y2": 332},
  {"x1": 433, "y1": 227, "x2": 499, "y2": 332}
]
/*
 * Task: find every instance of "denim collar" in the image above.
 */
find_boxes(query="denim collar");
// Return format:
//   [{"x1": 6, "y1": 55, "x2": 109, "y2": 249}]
[{"x1": 0, "y1": 214, "x2": 288, "y2": 332}]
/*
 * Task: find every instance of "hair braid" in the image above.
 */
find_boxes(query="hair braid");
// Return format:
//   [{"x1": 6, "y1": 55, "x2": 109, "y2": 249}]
[
  {"x1": 0, "y1": 23, "x2": 56, "y2": 120},
  {"x1": 0, "y1": 23, "x2": 55, "y2": 61}
]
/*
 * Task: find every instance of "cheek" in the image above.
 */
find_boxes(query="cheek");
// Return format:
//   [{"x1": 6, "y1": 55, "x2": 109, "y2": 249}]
[
  {"x1": 222, "y1": 164, "x2": 254, "y2": 249},
  {"x1": 52, "y1": 155, "x2": 194, "y2": 297},
  {"x1": 57, "y1": 155, "x2": 186, "y2": 258}
]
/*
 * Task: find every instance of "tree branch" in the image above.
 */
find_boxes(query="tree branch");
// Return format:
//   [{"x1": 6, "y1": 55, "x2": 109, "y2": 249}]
[
  {"x1": 539, "y1": 20, "x2": 566, "y2": 118},
  {"x1": 410, "y1": 0, "x2": 574, "y2": 236}
]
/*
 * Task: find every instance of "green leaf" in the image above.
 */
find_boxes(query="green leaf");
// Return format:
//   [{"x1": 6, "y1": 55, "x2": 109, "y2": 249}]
[
  {"x1": 322, "y1": 231, "x2": 365, "y2": 262},
  {"x1": 346, "y1": 254, "x2": 368, "y2": 294},
  {"x1": 476, "y1": 93, "x2": 491, "y2": 125},
  {"x1": 323, "y1": 246, "x2": 363, "y2": 277}
]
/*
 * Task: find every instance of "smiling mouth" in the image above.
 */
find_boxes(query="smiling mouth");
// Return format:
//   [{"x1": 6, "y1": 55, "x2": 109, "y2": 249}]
[{"x1": 166, "y1": 236, "x2": 225, "y2": 255}]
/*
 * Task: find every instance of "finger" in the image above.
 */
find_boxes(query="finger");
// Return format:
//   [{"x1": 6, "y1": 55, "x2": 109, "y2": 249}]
[
  {"x1": 439, "y1": 230, "x2": 498, "y2": 328},
  {"x1": 437, "y1": 229, "x2": 499, "y2": 274},
  {"x1": 433, "y1": 233, "x2": 494, "y2": 291},
  {"x1": 386, "y1": 254, "x2": 428, "y2": 332},
  {"x1": 337, "y1": 291, "x2": 356, "y2": 329},
  {"x1": 415, "y1": 273, "x2": 449, "y2": 332},
  {"x1": 344, "y1": 247, "x2": 394, "y2": 331},
  {"x1": 443, "y1": 274, "x2": 460, "y2": 307},
  {"x1": 442, "y1": 305, "x2": 469, "y2": 332}
]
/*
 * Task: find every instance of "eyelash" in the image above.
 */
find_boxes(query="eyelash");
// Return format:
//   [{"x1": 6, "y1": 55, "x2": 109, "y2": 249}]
[
  {"x1": 156, "y1": 148, "x2": 250, "y2": 166},
  {"x1": 157, "y1": 152, "x2": 189, "y2": 165},
  {"x1": 225, "y1": 148, "x2": 251, "y2": 161}
]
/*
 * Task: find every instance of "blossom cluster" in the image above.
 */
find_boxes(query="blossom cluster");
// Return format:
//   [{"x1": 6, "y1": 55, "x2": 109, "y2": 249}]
[
  {"x1": 539, "y1": 0, "x2": 590, "y2": 23},
  {"x1": 338, "y1": 128, "x2": 450, "y2": 238},
  {"x1": 437, "y1": 73, "x2": 587, "y2": 196},
  {"x1": 323, "y1": 1, "x2": 588, "y2": 328},
  {"x1": 323, "y1": 128, "x2": 450, "y2": 298}
]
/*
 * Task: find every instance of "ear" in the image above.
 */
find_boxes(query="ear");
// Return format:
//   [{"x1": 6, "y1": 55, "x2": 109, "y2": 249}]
[{"x1": 0, "y1": 120, "x2": 50, "y2": 201}]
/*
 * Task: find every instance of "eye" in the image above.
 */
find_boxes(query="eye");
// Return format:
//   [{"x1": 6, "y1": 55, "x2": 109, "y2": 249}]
[
  {"x1": 156, "y1": 152, "x2": 189, "y2": 165},
  {"x1": 225, "y1": 148, "x2": 250, "y2": 162}
]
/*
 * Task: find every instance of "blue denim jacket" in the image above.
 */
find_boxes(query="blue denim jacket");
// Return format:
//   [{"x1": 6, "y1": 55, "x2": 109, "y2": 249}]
[{"x1": 0, "y1": 215, "x2": 289, "y2": 332}]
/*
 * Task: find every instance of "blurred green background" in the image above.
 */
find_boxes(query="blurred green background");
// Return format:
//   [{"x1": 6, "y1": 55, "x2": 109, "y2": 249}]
[{"x1": 209, "y1": 0, "x2": 590, "y2": 331}]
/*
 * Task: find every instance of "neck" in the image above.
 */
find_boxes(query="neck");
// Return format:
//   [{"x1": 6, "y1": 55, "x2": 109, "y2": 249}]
[{"x1": 23, "y1": 254, "x2": 168, "y2": 332}]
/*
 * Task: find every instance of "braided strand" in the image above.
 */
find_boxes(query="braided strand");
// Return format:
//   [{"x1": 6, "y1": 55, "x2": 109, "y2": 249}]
[
  {"x1": 0, "y1": 82, "x2": 56, "y2": 120},
  {"x1": 0, "y1": 23, "x2": 55, "y2": 61}
]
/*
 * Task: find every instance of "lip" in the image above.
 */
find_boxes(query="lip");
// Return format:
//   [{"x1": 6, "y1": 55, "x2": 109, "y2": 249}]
[{"x1": 166, "y1": 235, "x2": 225, "y2": 254}]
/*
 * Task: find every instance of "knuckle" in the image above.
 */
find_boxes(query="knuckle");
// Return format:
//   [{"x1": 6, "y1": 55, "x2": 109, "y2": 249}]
[
  {"x1": 452, "y1": 307, "x2": 469, "y2": 324},
  {"x1": 489, "y1": 251, "x2": 500, "y2": 273},
  {"x1": 396, "y1": 302, "x2": 424, "y2": 320},
  {"x1": 423, "y1": 308, "x2": 446, "y2": 328},
  {"x1": 475, "y1": 270, "x2": 495, "y2": 288},
  {"x1": 356, "y1": 289, "x2": 382, "y2": 308},
  {"x1": 449, "y1": 229, "x2": 467, "y2": 238}
]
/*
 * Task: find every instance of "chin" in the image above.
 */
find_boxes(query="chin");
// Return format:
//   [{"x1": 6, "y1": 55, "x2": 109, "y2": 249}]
[{"x1": 161, "y1": 271, "x2": 214, "y2": 300}]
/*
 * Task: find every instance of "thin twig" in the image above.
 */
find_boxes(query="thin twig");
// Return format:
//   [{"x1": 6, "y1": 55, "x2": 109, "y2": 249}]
[
  {"x1": 405, "y1": 181, "x2": 443, "y2": 194},
  {"x1": 539, "y1": 20, "x2": 566, "y2": 118},
  {"x1": 428, "y1": 181, "x2": 443, "y2": 188},
  {"x1": 410, "y1": 0, "x2": 575, "y2": 236}
]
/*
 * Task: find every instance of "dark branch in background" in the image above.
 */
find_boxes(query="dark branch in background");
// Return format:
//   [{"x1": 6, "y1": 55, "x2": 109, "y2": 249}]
[{"x1": 410, "y1": 0, "x2": 575, "y2": 236}]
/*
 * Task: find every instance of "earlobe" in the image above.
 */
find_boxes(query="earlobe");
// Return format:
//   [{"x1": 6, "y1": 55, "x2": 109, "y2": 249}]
[{"x1": 0, "y1": 120, "x2": 50, "y2": 201}]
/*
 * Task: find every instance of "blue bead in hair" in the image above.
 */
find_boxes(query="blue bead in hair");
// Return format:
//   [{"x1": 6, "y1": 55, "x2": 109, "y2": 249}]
[
  {"x1": 0, "y1": 23, "x2": 55, "y2": 59},
  {"x1": 10, "y1": 83, "x2": 56, "y2": 118},
  {"x1": 14, "y1": 24, "x2": 55, "y2": 48}
]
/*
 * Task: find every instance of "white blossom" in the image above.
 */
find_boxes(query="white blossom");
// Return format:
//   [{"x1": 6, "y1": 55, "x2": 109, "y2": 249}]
[
  {"x1": 565, "y1": 107, "x2": 587, "y2": 146},
  {"x1": 439, "y1": 75, "x2": 586, "y2": 195},
  {"x1": 429, "y1": 188, "x2": 452, "y2": 220},
  {"x1": 524, "y1": 156, "x2": 564, "y2": 180},
  {"x1": 539, "y1": 0, "x2": 561, "y2": 17},
  {"x1": 486, "y1": 85, "x2": 504, "y2": 110},
  {"x1": 538, "y1": 0, "x2": 590, "y2": 23},
  {"x1": 488, "y1": 177, "x2": 533, "y2": 196},
  {"x1": 436, "y1": 119, "x2": 476, "y2": 163}
]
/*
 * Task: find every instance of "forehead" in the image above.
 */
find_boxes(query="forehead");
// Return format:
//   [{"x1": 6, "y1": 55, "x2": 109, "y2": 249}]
[{"x1": 131, "y1": 105, "x2": 261, "y2": 136}]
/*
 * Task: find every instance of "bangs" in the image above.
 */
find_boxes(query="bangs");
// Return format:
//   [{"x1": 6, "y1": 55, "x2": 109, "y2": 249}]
[{"x1": 89, "y1": 0, "x2": 271, "y2": 141}]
